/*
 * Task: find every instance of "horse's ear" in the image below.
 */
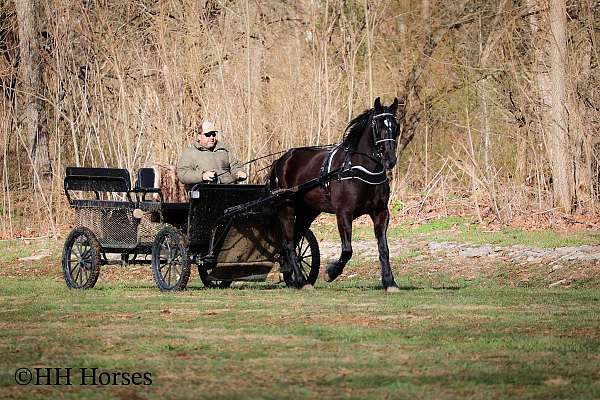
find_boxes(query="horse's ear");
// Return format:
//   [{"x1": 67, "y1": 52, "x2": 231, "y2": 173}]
[
  {"x1": 390, "y1": 97, "x2": 399, "y2": 114},
  {"x1": 374, "y1": 97, "x2": 382, "y2": 111}
]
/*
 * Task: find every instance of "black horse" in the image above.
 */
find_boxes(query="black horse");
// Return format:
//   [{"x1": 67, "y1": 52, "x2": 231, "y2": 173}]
[{"x1": 269, "y1": 97, "x2": 401, "y2": 291}]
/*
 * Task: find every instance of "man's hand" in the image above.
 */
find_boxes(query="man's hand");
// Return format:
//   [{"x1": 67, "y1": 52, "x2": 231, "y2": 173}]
[
  {"x1": 236, "y1": 171, "x2": 248, "y2": 181},
  {"x1": 202, "y1": 171, "x2": 217, "y2": 181}
]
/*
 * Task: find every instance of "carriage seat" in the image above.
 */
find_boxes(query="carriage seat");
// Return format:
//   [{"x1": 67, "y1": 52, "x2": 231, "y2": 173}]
[{"x1": 135, "y1": 165, "x2": 188, "y2": 203}]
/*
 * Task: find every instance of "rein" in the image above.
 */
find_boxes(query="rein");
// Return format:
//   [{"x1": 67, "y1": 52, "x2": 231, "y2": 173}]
[
  {"x1": 214, "y1": 144, "x2": 338, "y2": 181},
  {"x1": 213, "y1": 150, "x2": 289, "y2": 181}
]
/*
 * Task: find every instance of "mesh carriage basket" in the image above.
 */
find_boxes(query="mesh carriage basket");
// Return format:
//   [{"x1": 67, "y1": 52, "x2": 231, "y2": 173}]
[
  {"x1": 65, "y1": 167, "x2": 163, "y2": 249},
  {"x1": 72, "y1": 203, "x2": 162, "y2": 247}
]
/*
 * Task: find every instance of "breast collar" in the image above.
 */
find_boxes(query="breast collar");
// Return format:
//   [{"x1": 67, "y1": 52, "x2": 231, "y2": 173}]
[{"x1": 319, "y1": 145, "x2": 388, "y2": 188}]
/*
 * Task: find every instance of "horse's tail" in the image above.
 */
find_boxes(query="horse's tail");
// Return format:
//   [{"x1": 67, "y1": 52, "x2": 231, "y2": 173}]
[
  {"x1": 268, "y1": 156, "x2": 283, "y2": 190},
  {"x1": 268, "y1": 149, "x2": 293, "y2": 190}
]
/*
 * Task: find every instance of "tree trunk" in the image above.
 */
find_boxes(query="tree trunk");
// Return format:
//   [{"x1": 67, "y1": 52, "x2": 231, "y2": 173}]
[
  {"x1": 547, "y1": 0, "x2": 573, "y2": 212},
  {"x1": 529, "y1": 0, "x2": 573, "y2": 212},
  {"x1": 15, "y1": 0, "x2": 52, "y2": 187}
]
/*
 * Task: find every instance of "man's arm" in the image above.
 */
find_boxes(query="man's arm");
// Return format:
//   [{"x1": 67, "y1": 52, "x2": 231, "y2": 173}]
[
  {"x1": 228, "y1": 152, "x2": 244, "y2": 176},
  {"x1": 209, "y1": 149, "x2": 245, "y2": 184},
  {"x1": 228, "y1": 151, "x2": 247, "y2": 181},
  {"x1": 176, "y1": 148, "x2": 205, "y2": 184}
]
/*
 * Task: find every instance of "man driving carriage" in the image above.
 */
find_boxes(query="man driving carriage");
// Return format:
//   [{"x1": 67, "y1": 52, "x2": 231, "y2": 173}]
[{"x1": 176, "y1": 121, "x2": 248, "y2": 185}]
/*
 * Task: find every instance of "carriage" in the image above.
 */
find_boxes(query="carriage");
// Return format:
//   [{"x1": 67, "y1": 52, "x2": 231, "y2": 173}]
[{"x1": 61, "y1": 166, "x2": 320, "y2": 291}]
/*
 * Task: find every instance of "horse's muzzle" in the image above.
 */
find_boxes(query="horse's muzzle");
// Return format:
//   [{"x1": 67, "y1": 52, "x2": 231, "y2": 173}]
[{"x1": 384, "y1": 154, "x2": 397, "y2": 170}]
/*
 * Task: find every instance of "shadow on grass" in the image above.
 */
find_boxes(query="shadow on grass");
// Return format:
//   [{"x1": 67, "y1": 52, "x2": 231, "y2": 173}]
[
  {"x1": 314, "y1": 281, "x2": 467, "y2": 291},
  {"x1": 187, "y1": 283, "x2": 285, "y2": 291},
  {"x1": 88, "y1": 281, "x2": 464, "y2": 292},
  {"x1": 320, "y1": 284, "x2": 424, "y2": 291},
  {"x1": 431, "y1": 286, "x2": 462, "y2": 290},
  {"x1": 92, "y1": 284, "x2": 156, "y2": 291},
  {"x1": 190, "y1": 283, "x2": 429, "y2": 292}
]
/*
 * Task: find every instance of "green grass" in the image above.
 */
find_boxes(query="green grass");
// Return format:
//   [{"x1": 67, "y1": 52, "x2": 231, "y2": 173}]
[
  {"x1": 2, "y1": 226, "x2": 599, "y2": 398},
  {"x1": 0, "y1": 238, "x2": 60, "y2": 263},
  {"x1": 434, "y1": 225, "x2": 600, "y2": 248},
  {"x1": 313, "y1": 216, "x2": 600, "y2": 248},
  {"x1": 1, "y1": 275, "x2": 600, "y2": 399}
]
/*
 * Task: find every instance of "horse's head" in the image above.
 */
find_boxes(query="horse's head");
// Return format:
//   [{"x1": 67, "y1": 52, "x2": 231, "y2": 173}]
[{"x1": 372, "y1": 97, "x2": 400, "y2": 170}]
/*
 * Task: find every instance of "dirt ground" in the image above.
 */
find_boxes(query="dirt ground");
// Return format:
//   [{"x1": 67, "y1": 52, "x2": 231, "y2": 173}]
[
  {"x1": 3, "y1": 235, "x2": 600, "y2": 289},
  {"x1": 320, "y1": 238, "x2": 600, "y2": 288}
]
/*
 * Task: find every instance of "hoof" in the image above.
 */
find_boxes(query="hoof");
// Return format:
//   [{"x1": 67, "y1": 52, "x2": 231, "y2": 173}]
[
  {"x1": 385, "y1": 286, "x2": 400, "y2": 293},
  {"x1": 302, "y1": 284, "x2": 314, "y2": 290},
  {"x1": 324, "y1": 263, "x2": 341, "y2": 282}
]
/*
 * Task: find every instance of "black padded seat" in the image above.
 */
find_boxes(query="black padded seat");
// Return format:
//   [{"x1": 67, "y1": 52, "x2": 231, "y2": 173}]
[
  {"x1": 135, "y1": 167, "x2": 157, "y2": 190},
  {"x1": 65, "y1": 167, "x2": 131, "y2": 193}
]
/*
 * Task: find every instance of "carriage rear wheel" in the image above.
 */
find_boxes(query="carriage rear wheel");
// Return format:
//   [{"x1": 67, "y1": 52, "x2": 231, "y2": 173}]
[
  {"x1": 62, "y1": 227, "x2": 101, "y2": 289},
  {"x1": 197, "y1": 263, "x2": 232, "y2": 289},
  {"x1": 284, "y1": 229, "x2": 320, "y2": 288},
  {"x1": 151, "y1": 227, "x2": 191, "y2": 292}
]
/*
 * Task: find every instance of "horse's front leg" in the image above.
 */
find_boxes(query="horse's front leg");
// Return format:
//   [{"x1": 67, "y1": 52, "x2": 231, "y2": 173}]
[
  {"x1": 324, "y1": 212, "x2": 353, "y2": 282},
  {"x1": 371, "y1": 209, "x2": 399, "y2": 292}
]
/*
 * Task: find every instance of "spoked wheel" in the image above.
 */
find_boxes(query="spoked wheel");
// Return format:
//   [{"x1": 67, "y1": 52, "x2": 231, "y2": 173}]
[
  {"x1": 198, "y1": 263, "x2": 232, "y2": 289},
  {"x1": 284, "y1": 229, "x2": 320, "y2": 288},
  {"x1": 151, "y1": 227, "x2": 191, "y2": 292},
  {"x1": 62, "y1": 227, "x2": 101, "y2": 289}
]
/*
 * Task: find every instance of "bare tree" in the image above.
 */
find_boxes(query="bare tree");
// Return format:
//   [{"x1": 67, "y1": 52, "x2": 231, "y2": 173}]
[
  {"x1": 1, "y1": 0, "x2": 599, "y2": 237},
  {"x1": 528, "y1": 0, "x2": 573, "y2": 212},
  {"x1": 15, "y1": 0, "x2": 51, "y2": 187}
]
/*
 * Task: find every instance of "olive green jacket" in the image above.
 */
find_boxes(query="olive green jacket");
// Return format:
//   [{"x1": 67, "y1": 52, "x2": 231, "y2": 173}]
[{"x1": 176, "y1": 141, "x2": 244, "y2": 185}]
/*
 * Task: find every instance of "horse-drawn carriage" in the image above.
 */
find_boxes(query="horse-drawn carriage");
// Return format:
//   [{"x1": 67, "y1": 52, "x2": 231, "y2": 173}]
[
  {"x1": 62, "y1": 166, "x2": 320, "y2": 291},
  {"x1": 62, "y1": 97, "x2": 403, "y2": 292}
]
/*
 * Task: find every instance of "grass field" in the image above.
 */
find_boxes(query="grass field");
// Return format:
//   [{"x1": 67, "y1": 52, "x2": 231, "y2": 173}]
[
  {"x1": 1, "y1": 225, "x2": 599, "y2": 399},
  {"x1": 1, "y1": 274, "x2": 600, "y2": 398}
]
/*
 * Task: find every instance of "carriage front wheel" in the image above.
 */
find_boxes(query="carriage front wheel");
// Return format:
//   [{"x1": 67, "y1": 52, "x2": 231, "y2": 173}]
[
  {"x1": 283, "y1": 229, "x2": 320, "y2": 288},
  {"x1": 151, "y1": 227, "x2": 191, "y2": 292},
  {"x1": 62, "y1": 227, "x2": 101, "y2": 289}
]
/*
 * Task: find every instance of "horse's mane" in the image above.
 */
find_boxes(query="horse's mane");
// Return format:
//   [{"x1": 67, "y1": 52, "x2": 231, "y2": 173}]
[{"x1": 342, "y1": 108, "x2": 373, "y2": 149}]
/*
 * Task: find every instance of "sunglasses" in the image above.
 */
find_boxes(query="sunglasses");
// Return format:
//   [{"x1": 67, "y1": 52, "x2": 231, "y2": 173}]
[{"x1": 203, "y1": 131, "x2": 217, "y2": 138}]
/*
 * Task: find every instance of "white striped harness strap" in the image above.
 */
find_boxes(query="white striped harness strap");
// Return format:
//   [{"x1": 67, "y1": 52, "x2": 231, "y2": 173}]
[{"x1": 319, "y1": 145, "x2": 388, "y2": 187}]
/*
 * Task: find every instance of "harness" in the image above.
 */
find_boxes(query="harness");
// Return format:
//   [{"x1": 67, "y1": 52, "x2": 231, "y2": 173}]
[
  {"x1": 319, "y1": 112, "x2": 396, "y2": 188},
  {"x1": 319, "y1": 146, "x2": 388, "y2": 187}
]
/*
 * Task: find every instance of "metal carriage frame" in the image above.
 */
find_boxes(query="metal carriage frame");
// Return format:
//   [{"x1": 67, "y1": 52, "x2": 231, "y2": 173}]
[{"x1": 62, "y1": 167, "x2": 320, "y2": 291}]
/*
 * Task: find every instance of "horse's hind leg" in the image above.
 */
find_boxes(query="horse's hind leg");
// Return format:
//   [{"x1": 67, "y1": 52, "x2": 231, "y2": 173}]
[
  {"x1": 324, "y1": 212, "x2": 353, "y2": 282},
  {"x1": 293, "y1": 208, "x2": 320, "y2": 242},
  {"x1": 278, "y1": 205, "x2": 307, "y2": 288},
  {"x1": 371, "y1": 209, "x2": 399, "y2": 292}
]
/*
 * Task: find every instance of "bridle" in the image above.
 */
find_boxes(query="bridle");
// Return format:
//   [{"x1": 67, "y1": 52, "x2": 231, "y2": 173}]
[{"x1": 371, "y1": 112, "x2": 398, "y2": 163}]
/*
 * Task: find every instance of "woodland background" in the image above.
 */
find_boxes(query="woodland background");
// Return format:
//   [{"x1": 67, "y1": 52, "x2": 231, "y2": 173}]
[{"x1": 0, "y1": 0, "x2": 599, "y2": 237}]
